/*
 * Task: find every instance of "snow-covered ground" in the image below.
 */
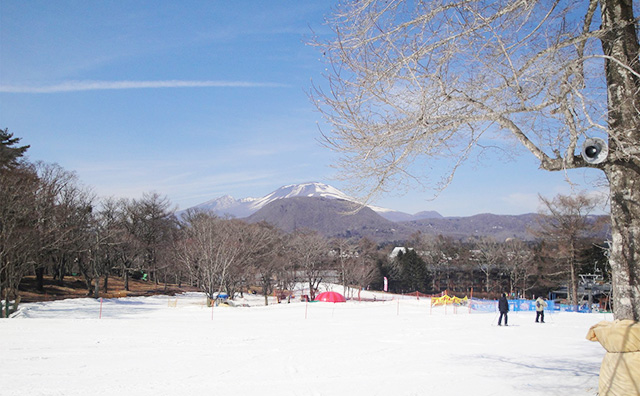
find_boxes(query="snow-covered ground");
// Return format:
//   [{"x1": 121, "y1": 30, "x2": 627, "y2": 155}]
[{"x1": 3, "y1": 289, "x2": 609, "y2": 396}]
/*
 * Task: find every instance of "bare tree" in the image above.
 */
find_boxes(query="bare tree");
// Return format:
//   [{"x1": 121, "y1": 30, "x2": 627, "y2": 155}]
[
  {"x1": 174, "y1": 211, "x2": 232, "y2": 300},
  {"x1": 47, "y1": 169, "x2": 95, "y2": 287},
  {"x1": 502, "y1": 239, "x2": 535, "y2": 298},
  {"x1": 104, "y1": 198, "x2": 141, "y2": 292},
  {"x1": 125, "y1": 192, "x2": 176, "y2": 284},
  {"x1": 253, "y1": 252, "x2": 279, "y2": 305},
  {"x1": 536, "y1": 193, "x2": 605, "y2": 310},
  {"x1": 0, "y1": 165, "x2": 39, "y2": 317},
  {"x1": 416, "y1": 235, "x2": 460, "y2": 293},
  {"x1": 246, "y1": 222, "x2": 283, "y2": 305},
  {"x1": 289, "y1": 230, "x2": 329, "y2": 300},
  {"x1": 275, "y1": 234, "x2": 299, "y2": 303},
  {"x1": 314, "y1": 0, "x2": 640, "y2": 320},
  {"x1": 175, "y1": 212, "x2": 277, "y2": 301},
  {"x1": 473, "y1": 237, "x2": 505, "y2": 294},
  {"x1": 223, "y1": 221, "x2": 280, "y2": 300},
  {"x1": 330, "y1": 238, "x2": 357, "y2": 296},
  {"x1": 83, "y1": 204, "x2": 120, "y2": 298},
  {"x1": 349, "y1": 237, "x2": 380, "y2": 296},
  {"x1": 33, "y1": 162, "x2": 86, "y2": 291}
]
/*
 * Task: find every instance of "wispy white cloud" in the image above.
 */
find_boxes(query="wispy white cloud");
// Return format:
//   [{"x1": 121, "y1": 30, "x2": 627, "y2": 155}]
[
  {"x1": 0, "y1": 80, "x2": 287, "y2": 93},
  {"x1": 501, "y1": 193, "x2": 542, "y2": 214},
  {"x1": 86, "y1": 167, "x2": 283, "y2": 210}
]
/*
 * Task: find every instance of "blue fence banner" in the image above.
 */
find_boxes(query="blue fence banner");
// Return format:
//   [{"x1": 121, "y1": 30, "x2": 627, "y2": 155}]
[{"x1": 469, "y1": 298, "x2": 560, "y2": 312}]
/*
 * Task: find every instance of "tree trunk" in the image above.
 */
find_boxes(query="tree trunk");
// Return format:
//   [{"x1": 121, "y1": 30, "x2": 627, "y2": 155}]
[
  {"x1": 84, "y1": 278, "x2": 92, "y2": 295},
  {"x1": 570, "y1": 257, "x2": 579, "y2": 312},
  {"x1": 569, "y1": 238, "x2": 579, "y2": 312},
  {"x1": 601, "y1": 0, "x2": 640, "y2": 321},
  {"x1": 606, "y1": 164, "x2": 640, "y2": 321},
  {"x1": 485, "y1": 270, "x2": 490, "y2": 294},
  {"x1": 308, "y1": 278, "x2": 315, "y2": 300},
  {"x1": 93, "y1": 277, "x2": 100, "y2": 299},
  {"x1": 103, "y1": 273, "x2": 109, "y2": 293},
  {"x1": 35, "y1": 267, "x2": 45, "y2": 292},
  {"x1": 54, "y1": 255, "x2": 66, "y2": 285}
]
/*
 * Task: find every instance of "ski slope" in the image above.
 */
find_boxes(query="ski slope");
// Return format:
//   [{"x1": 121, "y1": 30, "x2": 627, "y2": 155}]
[{"x1": 3, "y1": 291, "x2": 608, "y2": 396}]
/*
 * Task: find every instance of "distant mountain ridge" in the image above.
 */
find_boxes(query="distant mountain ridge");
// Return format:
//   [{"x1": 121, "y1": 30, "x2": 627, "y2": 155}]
[
  {"x1": 246, "y1": 196, "x2": 544, "y2": 241},
  {"x1": 186, "y1": 182, "x2": 440, "y2": 221}
]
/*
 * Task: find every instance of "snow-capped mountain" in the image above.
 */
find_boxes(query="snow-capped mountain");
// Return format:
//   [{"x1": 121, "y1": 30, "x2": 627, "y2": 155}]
[
  {"x1": 251, "y1": 182, "x2": 353, "y2": 207},
  {"x1": 186, "y1": 182, "x2": 357, "y2": 219},
  {"x1": 184, "y1": 182, "x2": 443, "y2": 221}
]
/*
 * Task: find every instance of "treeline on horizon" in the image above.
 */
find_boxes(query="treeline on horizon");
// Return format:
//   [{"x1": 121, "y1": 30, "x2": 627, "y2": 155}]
[{"x1": 1, "y1": 129, "x2": 610, "y2": 317}]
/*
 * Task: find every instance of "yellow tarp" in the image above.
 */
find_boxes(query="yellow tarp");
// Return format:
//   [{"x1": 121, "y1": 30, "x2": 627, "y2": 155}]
[
  {"x1": 431, "y1": 294, "x2": 468, "y2": 306},
  {"x1": 586, "y1": 320, "x2": 640, "y2": 396}
]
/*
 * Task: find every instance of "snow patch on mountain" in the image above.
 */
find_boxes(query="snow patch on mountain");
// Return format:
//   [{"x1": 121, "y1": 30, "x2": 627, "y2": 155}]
[{"x1": 249, "y1": 182, "x2": 352, "y2": 210}]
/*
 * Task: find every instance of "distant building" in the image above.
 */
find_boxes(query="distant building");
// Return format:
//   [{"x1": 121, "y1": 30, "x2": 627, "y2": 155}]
[{"x1": 389, "y1": 247, "x2": 413, "y2": 259}]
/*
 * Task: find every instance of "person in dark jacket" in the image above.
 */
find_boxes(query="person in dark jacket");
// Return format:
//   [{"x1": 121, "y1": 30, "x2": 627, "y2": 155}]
[{"x1": 498, "y1": 293, "x2": 509, "y2": 326}]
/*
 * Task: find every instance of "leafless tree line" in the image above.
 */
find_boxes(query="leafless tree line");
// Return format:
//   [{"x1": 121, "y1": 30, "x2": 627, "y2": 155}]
[{"x1": 0, "y1": 160, "x2": 181, "y2": 316}]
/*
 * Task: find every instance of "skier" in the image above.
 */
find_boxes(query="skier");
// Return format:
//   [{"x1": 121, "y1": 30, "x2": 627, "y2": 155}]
[
  {"x1": 498, "y1": 293, "x2": 509, "y2": 326},
  {"x1": 535, "y1": 296, "x2": 548, "y2": 323}
]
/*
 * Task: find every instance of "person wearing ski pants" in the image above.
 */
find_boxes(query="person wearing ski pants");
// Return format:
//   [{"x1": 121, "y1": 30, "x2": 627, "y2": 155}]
[
  {"x1": 498, "y1": 293, "x2": 509, "y2": 326},
  {"x1": 535, "y1": 296, "x2": 547, "y2": 323}
]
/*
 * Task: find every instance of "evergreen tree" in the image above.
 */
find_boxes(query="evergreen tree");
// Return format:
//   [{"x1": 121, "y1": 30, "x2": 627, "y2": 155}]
[
  {"x1": 373, "y1": 257, "x2": 399, "y2": 292},
  {"x1": 398, "y1": 249, "x2": 429, "y2": 293},
  {"x1": 0, "y1": 128, "x2": 30, "y2": 168}
]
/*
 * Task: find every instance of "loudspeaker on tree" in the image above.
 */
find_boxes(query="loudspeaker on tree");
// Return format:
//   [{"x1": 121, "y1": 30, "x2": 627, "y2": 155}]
[{"x1": 581, "y1": 137, "x2": 608, "y2": 164}]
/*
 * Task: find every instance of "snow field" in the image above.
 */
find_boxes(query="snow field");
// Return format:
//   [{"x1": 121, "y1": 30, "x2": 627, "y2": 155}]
[{"x1": 2, "y1": 293, "x2": 608, "y2": 396}]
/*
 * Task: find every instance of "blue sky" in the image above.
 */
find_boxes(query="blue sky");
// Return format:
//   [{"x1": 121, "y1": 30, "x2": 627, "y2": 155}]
[{"x1": 0, "y1": 1, "x2": 608, "y2": 217}]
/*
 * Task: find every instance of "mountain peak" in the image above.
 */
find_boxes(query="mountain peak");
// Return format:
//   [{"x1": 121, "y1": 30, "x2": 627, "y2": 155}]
[{"x1": 254, "y1": 182, "x2": 352, "y2": 204}]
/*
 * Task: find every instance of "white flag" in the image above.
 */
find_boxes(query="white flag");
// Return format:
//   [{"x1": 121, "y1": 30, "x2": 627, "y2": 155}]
[{"x1": 383, "y1": 277, "x2": 388, "y2": 292}]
